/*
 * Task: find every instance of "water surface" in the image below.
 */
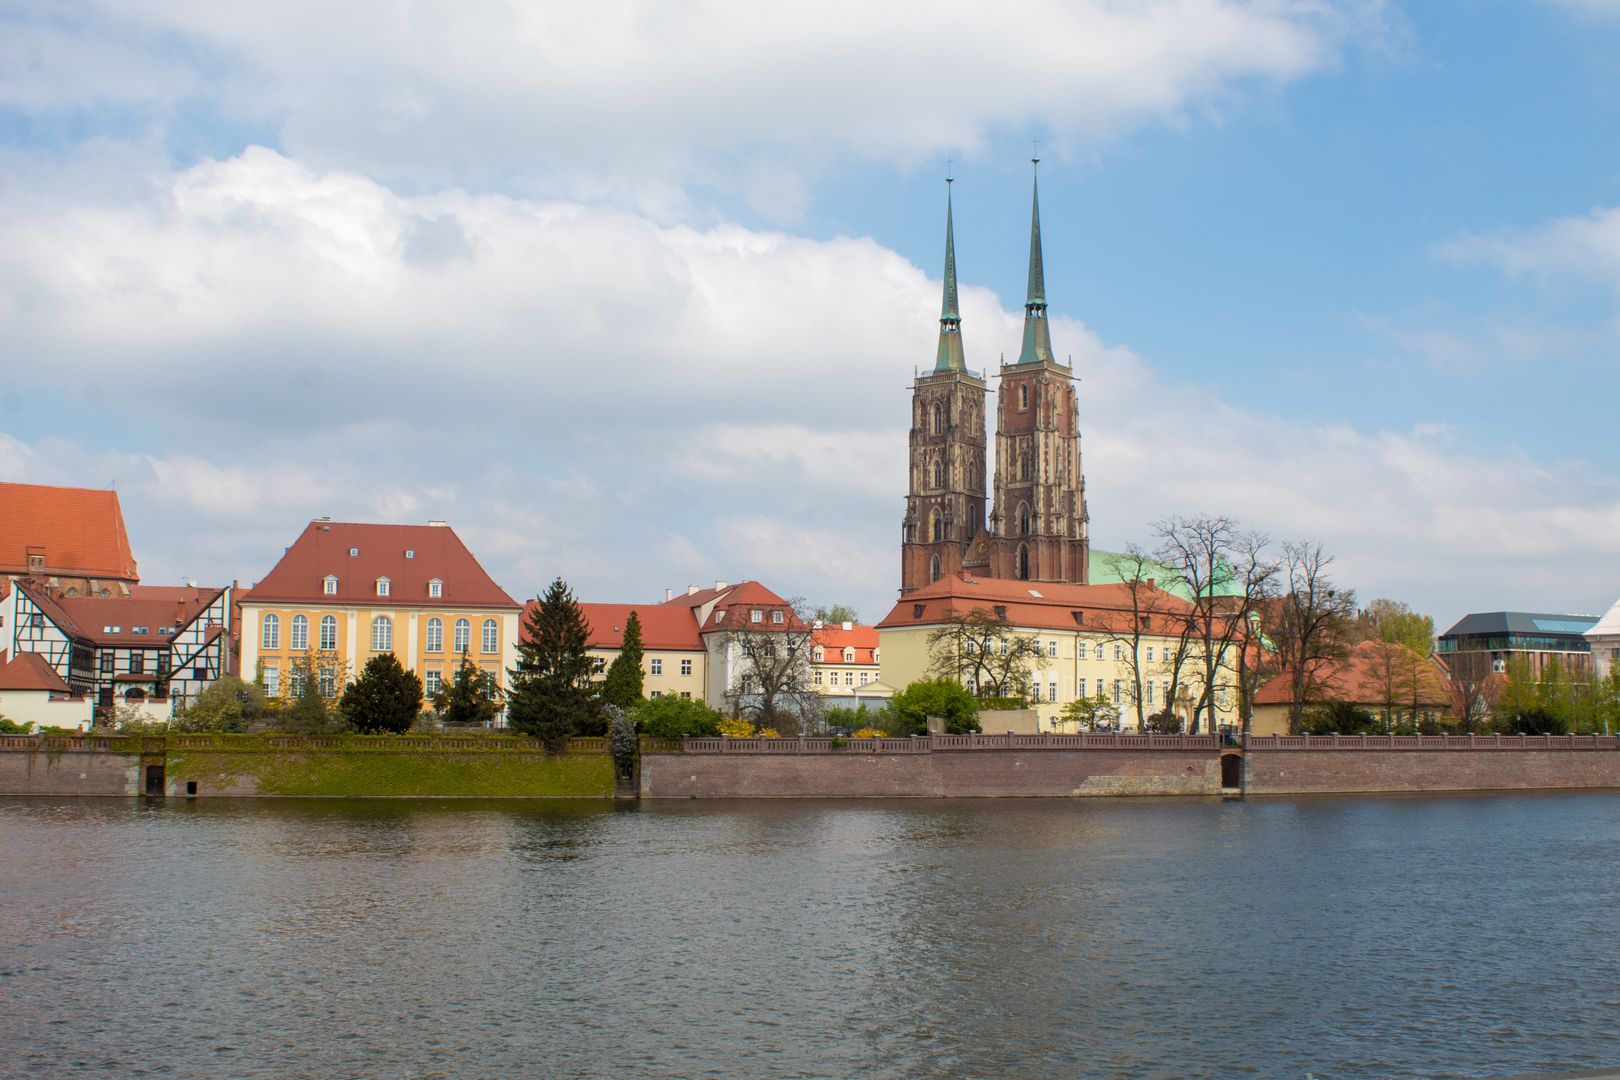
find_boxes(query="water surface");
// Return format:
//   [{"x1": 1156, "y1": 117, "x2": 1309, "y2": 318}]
[{"x1": 2, "y1": 793, "x2": 1617, "y2": 1078}]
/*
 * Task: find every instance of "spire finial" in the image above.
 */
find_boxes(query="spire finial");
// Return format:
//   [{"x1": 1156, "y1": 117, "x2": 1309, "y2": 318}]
[
  {"x1": 934, "y1": 172, "x2": 966, "y2": 372},
  {"x1": 1015, "y1": 155, "x2": 1053, "y2": 366}
]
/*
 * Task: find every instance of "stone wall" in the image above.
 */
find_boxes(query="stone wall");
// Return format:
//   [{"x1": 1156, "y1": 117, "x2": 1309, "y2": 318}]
[
  {"x1": 0, "y1": 736, "x2": 147, "y2": 795},
  {"x1": 1245, "y1": 747, "x2": 1620, "y2": 795},
  {"x1": 641, "y1": 748, "x2": 1221, "y2": 798}
]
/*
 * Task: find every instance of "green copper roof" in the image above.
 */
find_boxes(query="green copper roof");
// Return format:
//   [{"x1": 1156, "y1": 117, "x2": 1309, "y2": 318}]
[
  {"x1": 1015, "y1": 162, "x2": 1055, "y2": 366},
  {"x1": 1088, "y1": 549, "x2": 1245, "y2": 602},
  {"x1": 934, "y1": 180, "x2": 966, "y2": 373}
]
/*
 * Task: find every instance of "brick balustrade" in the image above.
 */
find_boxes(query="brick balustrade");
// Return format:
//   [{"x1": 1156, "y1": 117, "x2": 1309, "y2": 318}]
[
  {"x1": 1245, "y1": 733, "x2": 1619, "y2": 751},
  {"x1": 674, "y1": 733, "x2": 1221, "y2": 754}
]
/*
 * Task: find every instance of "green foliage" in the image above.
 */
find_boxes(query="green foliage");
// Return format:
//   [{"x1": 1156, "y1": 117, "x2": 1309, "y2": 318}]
[
  {"x1": 1057, "y1": 693, "x2": 1120, "y2": 732},
  {"x1": 1144, "y1": 710, "x2": 1181, "y2": 734},
  {"x1": 881, "y1": 679, "x2": 981, "y2": 736},
  {"x1": 607, "y1": 704, "x2": 638, "y2": 781},
  {"x1": 813, "y1": 603, "x2": 860, "y2": 625},
  {"x1": 631, "y1": 694, "x2": 722, "y2": 738},
  {"x1": 1508, "y1": 706, "x2": 1568, "y2": 735},
  {"x1": 0, "y1": 715, "x2": 28, "y2": 734},
  {"x1": 279, "y1": 654, "x2": 350, "y2": 734},
  {"x1": 601, "y1": 610, "x2": 645, "y2": 709},
  {"x1": 823, "y1": 704, "x2": 872, "y2": 731},
  {"x1": 172, "y1": 677, "x2": 267, "y2": 733},
  {"x1": 1300, "y1": 700, "x2": 1377, "y2": 735},
  {"x1": 508, "y1": 577, "x2": 600, "y2": 751},
  {"x1": 341, "y1": 653, "x2": 424, "y2": 735},
  {"x1": 1357, "y1": 598, "x2": 1436, "y2": 656},
  {"x1": 435, "y1": 653, "x2": 501, "y2": 727}
]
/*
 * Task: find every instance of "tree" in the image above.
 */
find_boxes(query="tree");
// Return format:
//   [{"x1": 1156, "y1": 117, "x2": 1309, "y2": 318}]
[
  {"x1": 632, "y1": 695, "x2": 723, "y2": 738},
  {"x1": 1154, "y1": 516, "x2": 1278, "y2": 733},
  {"x1": 1496, "y1": 655, "x2": 1539, "y2": 726},
  {"x1": 714, "y1": 597, "x2": 821, "y2": 736},
  {"x1": 1442, "y1": 651, "x2": 1496, "y2": 732},
  {"x1": 926, "y1": 607, "x2": 1041, "y2": 700},
  {"x1": 813, "y1": 603, "x2": 860, "y2": 626},
  {"x1": 436, "y1": 653, "x2": 502, "y2": 727},
  {"x1": 172, "y1": 676, "x2": 267, "y2": 733},
  {"x1": 508, "y1": 577, "x2": 600, "y2": 751},
  {"x1": 1301, "y1": 700, "x2": 1376, "y2": 735},
  {"x1": 341, "y1": 653, "x2": 424, "y2": 734},
  {"x1": 601, "y1": 610, "x2": 645, "y2": 710},
  {"x1": 1058, "y1": 692, "x2": 1120, "y2": 732},
  {"x1": 280, "y1": 653, "x2": 349, "y2": 733},
  {"x1": 1355, "y1": 598, "x2": 1436, "y2": 656},
  {"x1": 881, "y1": 678, "x2": 980, "y2": 736},
  {"x1": 1095, "y1": 545, "x2": 1192, "y2": 731},
  {"x1": 1269, "y1": 540, "x2": 1358, "y2": 735}
]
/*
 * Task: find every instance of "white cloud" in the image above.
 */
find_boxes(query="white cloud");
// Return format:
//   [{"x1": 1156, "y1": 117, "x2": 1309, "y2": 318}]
[
  {"x1": 3, "y1": 1, "x2": 1385, "y2": 206},
  {"x1": 1437, "y1": 205, "x2": 1620, "y2": 291}
]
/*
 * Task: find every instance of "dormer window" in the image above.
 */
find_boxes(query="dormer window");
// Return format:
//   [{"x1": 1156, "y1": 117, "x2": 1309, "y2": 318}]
[
  {"x1": 405, "y1": 550, "x2": 415, "y2": 559},
  {"x1": 772, "y1": 611, "x2": 784, "y2": 625},
  {"x1": 813, "y1": 647, "x2": 824, "y2": 662},
  {"x1": 376, "y1": 577, "x2": 390, "y2": 597},
  {"x1": 843, "y1": 647, "x2": 855, "y2": 663},
  {"x1": 27, "y1": 553, "x2": 45, "y2": 573},
  {"x1": 751, "y1": 609, "x2": 763, "y2": 624},
  {"x1": 428, "y1": 578, "x2": 443, "y2": 599},
  {"x1": 349, "y1": 547, "x2": 359, "y2": 557},
  {"x1": 323, "y1": 575, "x2": 338, "y2": 595}
]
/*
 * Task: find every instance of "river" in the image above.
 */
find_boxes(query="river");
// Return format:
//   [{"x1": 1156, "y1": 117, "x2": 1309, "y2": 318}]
[{"x1": 2, "y1": 793, "x2": 1617, "y2": 1078}]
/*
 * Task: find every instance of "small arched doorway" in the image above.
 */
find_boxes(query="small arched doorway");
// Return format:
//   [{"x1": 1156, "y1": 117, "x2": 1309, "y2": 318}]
[{"x1": 1220, "y1": 753, "x2": 1243, "y2": 790}]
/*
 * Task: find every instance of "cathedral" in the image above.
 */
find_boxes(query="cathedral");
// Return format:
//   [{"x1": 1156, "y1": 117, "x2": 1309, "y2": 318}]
[{"x1": 900, "y1": 167, "x2": 1090, "y2": 594}]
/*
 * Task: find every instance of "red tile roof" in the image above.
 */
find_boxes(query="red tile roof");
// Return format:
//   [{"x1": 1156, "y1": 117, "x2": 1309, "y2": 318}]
[
  {"x1": 571, "y1": 603, "x2": 704, "y2": 651},
  {"x1": 698, "y1": 581, "x2": 802, "y2": 632},
  {"x1": 1253, "y1": 641, "x2": 1450, "y2": 707},
  {"x1": 812, "y1": 624, "x2": 880, "y2": 665},
  {"x1": 0, "y1": 651, "x2": 72, "y2": 693},
  {"x1": 17, "y1": 580, "x2": 226, "y2": 646},
  {"x1": 876, "y1": 573, "x2": 1196, "y2": 633},
  {"x1": 244, "y1": 521, "x2": 519, "y2": 610},
  {"x1": 0, "y1": 482, "x2": 138, "y2": 581}
]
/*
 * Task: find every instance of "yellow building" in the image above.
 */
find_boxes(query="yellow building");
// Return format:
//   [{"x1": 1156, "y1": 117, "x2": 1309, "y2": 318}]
[
  {"x1": 240, "y1": 519, "x2": 521, "y2": 712},
  {"x1": 876, "y1": 573, "x2": 1241, "y2": 733},
  {"x1": 566, "y1": 602, "x2": 708, "y2": 701}
]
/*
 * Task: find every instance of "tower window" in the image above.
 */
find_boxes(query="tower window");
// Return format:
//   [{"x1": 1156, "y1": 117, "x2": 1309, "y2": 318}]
[
  {"x1": 931, "y1": 511, "x2": 945, "y2": 543},
  {"x1": 1019, "y1": 504, "x2": 1031, "y2": 535},
  {"x1": 929, "y1": 555, "x2": 941, "y2": 583},
  {"x1": 1019, "y1": 385, "x2": 1029, "y2": 411},
  {"x1": 1018, "y1": 544, "x2": 1030, "y2": 580},
  {"x1": 932, "y1": 403, "x2": 944, "y2": 435},
  {"x1": 933, "y1": 460, "x2": 944, "y2": 488}
]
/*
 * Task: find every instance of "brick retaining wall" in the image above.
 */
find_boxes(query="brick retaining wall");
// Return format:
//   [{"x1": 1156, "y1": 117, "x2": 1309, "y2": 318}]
[{"x1": 1244, "y1": 748, "x2": 1620, "y2": 795}]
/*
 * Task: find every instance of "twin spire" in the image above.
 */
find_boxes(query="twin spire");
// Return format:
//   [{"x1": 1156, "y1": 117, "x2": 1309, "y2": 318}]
[{"x1": 933, "y1": 159, "x2": 1056, "y2": 373}]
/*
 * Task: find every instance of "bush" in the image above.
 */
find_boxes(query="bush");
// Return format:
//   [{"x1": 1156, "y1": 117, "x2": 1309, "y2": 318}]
[
  {"x1": 0, "y1": 716, "x2": 28, "y2": 735},
  {"x1": 1508, "y1": 706, "x2": 1568, "y2": 735},
  {"x1": 341, "y1": 654, "x2": 425, "y2": 735},
  {"x1": 632, "y1": 695, "x2": 723, "y2": 739},
  {"x1": 172, "y1": 677, "x2": 266, "y2": 733},
  {"x1": 1301, "y1": 701, "x2": 1377, "y2": 735},
  {"x1": 852, "y1": 727, "x2": 885, "y2": 739},
  {"x1": 824, "y1": 704, "x2": 872, "y2": 732},
  {"x1": 1144, "y1": 710, "x2": 1181, "y2": 734},
  {"x1": 881, "y1": 679, "x2": 981, "y2": 736}
]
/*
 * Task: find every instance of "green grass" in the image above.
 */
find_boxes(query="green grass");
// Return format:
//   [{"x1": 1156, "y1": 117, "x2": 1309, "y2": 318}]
[{"x1": 167, "y1": 749, "x2": 615, "y2": 798}]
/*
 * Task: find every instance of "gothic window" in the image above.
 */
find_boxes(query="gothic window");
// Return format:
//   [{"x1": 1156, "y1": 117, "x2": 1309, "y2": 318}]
[
  {"x1": 1018, "y1": 385, "x2": 1029, "y2": 411},
  {"x1": 1019, "y1": 452, "x2": 1031, "y2": 481},
  {"x1": 929, "y1": 554, "x2": 941, "y2": 583},
  {"x1": 932, "y1": 459, "x2": 944, "y2": 488},
  {"x1": 930, "y1": 510, "x2": 945, "y2": 543},
  {"x1": 1017, "y1": 544, "x2": 1030, "y2": 580},
  {"x1": 932, "y1": 403, "x2": 944, "y2": 435},
  {"x1": 290, "y1": 614, "x2": 309, "y2": 651},
  {"x1": 1018, "y1": 504, "x2": 1031, "y2": 535}
]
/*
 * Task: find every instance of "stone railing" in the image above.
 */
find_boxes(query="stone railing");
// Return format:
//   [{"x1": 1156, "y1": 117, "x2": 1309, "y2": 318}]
[
  {"x1": 669, "y1": 732, "x2": 1220, "y2": 754},
  {"x1": 1245, "y1": 733, "x2": 1620, "y2": 751},
  {"x1": 0, "y1": 734, "x2": 166, "y2": 754}
]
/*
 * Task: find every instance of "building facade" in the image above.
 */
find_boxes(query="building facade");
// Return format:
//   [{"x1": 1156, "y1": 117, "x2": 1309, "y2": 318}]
[
  {"x1": 1437, "y1": 611, "x2": 1599, "y2": 679},
  {"x1": 572, "y1": 602, "x2": 708, "y2": 702},
  {"x1": 900, "y1": 167, "x2": 1089, "y2": 594},
  {"x1": 1585, "y1": 597, "x2": 1620, "y2": 682},
  {"x1": 240, "y1": 520, "x2": 521, "y2": 712},
  {"x1": 0, "y1": 481, "x2": 140, "y2": 598}
]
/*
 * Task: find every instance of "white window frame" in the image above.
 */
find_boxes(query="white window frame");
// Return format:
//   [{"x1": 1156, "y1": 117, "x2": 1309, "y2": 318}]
[
  {"x1": 428, "y1": 578, "x2": 443, "y2": 599},
  {"x1": 680, "y1": 659, "x2": 692, "y2": 676},
  {"x1": 426, "y1": 617, "x2": 444, "y2": 653},
  {"x1": 261, "y1": 613, "x2": 280, "y2": 650},
  {"x1": 263, "y1": 664, "x2": 280, "y2": 696},
  {"x1": 454, "y1": 618, "x2": 471, "y2": 655},
  {"x1": 290, "y1": 614, "x2": 309, "y2": 651},
  {"x1": 482, "y1": 619, "x2": 498, "y2": 653},
  {"x1": 320, "y1": 615, "x2": 337, "y2": 651},
  {"x1": 372, "y1": 616, "x2": 392, "y2": 652},
  {"x1": 323, "y1": 575, "x2": 338, "y2": 595},
  {"x1": 651, "y1": 658, "x2": 663, "y2": 676},
  {"x1": 376, "y1": 577, "x2": 390, "y2": 597}
]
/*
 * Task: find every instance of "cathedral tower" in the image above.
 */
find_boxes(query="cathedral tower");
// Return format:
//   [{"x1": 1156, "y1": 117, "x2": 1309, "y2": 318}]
[
  {"x1": 987, "y1": 162, "x2": 1090, "y2": 583},
  {"x1": 901, "y1": 181, "x2": 989, "y2": 594}
]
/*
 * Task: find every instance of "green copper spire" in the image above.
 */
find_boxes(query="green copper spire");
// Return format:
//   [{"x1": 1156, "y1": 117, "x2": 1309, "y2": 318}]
[
  {"x1": 934, "y1": 177, "x2": 966, "y2": 372},
  {"x1": 1016, "y1": 158, "x2": 1054, "y2": 366}
]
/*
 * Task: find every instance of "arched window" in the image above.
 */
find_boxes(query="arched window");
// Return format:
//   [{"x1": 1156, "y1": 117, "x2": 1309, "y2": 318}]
[
  {"x1": 454, "y1": 618, "x2": 471, "y2": 654},
  {"x1": 932, "y1": 459, "x2": 944, "y2": 488},
  {"x1": 372, "y1": 616, "x2": 392, "y2": 652},
  {"x1": 1018, "y1": 504, "x2": 1031, "y2": 535},
  {"x1": 290, "y1": 614, "x2": 309, "y2": 651},
  {"x1": 427, "y1": 618, "x2": 444, "y2": 653},
  {"x1": 929, "y1": 554, "x2": 942, "y2": 582},
  {"x1": 1019, "y1": 453, "x2": 1031, "y2": 480},
  {"x1": 320, "y1": 615, "x2": 337, "y2": 651},
  {"x1": 1018, "y1": 544, "x2": 1031, "y2": 580},
  {"x1": 482, "y1": 619, "x2": 498, "y2": 653},
  {"x1": 932, "y1": 403, "x2": 944, "y2": 435},
  {"x1": 1018, "y1": 385, "x2": 1029, "y2": 411},
  {"x1": 930, "y1": 510, "x2": 945, "y2": 543},
  {"x1": 261, "y1": 613, "x2": 280, "y2": 650}
]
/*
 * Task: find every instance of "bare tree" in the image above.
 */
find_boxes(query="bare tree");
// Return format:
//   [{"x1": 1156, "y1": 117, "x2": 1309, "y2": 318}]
[
  {"x1": 1154, "y1": 516, "x2": 1278, "y2": 734},
  {"x1": 1272, "y1": 540, "x2": 1359, "y2": 735},
  {"x1": 714, "y1": 597, "x2": 822, "y2": 735},
  {"x1": 1097, "y1": 545, "x2": 1196, "y2": 731},
  {"x1": 927, "y1": 607, "x2": 1042, "y2": 700},
  {"x1": 1442, "y1": 651, "x2": 1496, "y2": 732}
]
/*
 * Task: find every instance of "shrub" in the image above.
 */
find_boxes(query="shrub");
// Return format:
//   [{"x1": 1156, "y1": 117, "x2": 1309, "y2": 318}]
[
  {"x1": 632, "y1": 695, "x2": 723, "y2": 739},
  {"x1": 881, "y1": 679, "x2": 981, "y2": 736},
  {"x1": 172, "y1": 677, "x2": 266, "y2": 734},
  {"x1": 1144, "y1": 710, "x2": 1181, "y2": 734},
  {"x1": 1300, "y1": 701, "x2": 1377, "y2": 735},
  {"x1": 1508, "y1": 706, "x2": 1568, "y2": 735},
  {"x1": 852, "y1": 727, "x2": 885, "y2": 739},
  {"x1": 341, "y1": 653, "x2": 425, "y2": 735}
]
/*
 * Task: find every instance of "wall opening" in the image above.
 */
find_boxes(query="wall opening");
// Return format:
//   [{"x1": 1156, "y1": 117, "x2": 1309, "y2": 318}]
[
  {"x1": 1220, "y1": 753, "x2": 1242, "y2": 790},
  {"x1": 144, "y1": 764, "x2": 165, "y2": 797}
]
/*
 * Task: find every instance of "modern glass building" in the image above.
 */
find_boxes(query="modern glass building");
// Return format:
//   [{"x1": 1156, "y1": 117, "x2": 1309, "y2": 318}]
[{"x1": 1437, "y1": 611, "x2": 1600, "y2": 678}]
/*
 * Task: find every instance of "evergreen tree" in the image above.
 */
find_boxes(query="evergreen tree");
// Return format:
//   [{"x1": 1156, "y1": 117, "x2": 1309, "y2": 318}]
[
  {"x1": 341, "y1": 653, "x2": 424, "y2": 734},
  {"x1": 507, "y1": 577, "x2": 599, "y2": 751},
  {"x1": 601, "y1": 610, "x2": 645, "y2": 710},
  {"x1": 436, "y1": 652, "x2": 501, "y2": 727}
]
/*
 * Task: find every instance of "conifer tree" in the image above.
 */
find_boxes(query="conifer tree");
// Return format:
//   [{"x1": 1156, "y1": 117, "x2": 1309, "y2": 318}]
[
  {"x1": 601, "y1": 610, "x2": 645, "y2": 710},
  {"x1": 507, "y1": 577, "x2": 599, "y2": 751},
  {"x1": 437, "y1": 652, "x2": 501, "y2": 727}
]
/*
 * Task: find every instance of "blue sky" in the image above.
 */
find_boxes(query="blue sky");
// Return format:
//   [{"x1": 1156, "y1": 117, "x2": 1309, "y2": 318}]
[{"x1": 1, "y1": 0, "x2": 1617, "y2": 631}]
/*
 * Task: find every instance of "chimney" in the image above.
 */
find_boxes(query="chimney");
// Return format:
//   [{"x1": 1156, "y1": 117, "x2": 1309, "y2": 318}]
[
  {"x1": 687, "y1": 585, "x2": 699, "y2": 596},
  {"x1": 842, "y1": 621, "x2": 853, "y2": 632},
  {"x1": 714, "y1": 580, "x2": 727, "y2": 591},
  {"x1": 427, "y1": 519, "x2": 449, "y2": 527},
  {"x1": 664, "y1": 588, "x2": 673, "y2": 602}
]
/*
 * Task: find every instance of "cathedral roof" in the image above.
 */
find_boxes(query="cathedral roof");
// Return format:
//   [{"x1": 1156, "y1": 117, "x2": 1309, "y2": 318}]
[
  {"x1": 0, "y1": 482, "x2": 138, "y2": 582},
  {"x1": 877, "y1": 573, "x2": 1194, "y2": 633}
]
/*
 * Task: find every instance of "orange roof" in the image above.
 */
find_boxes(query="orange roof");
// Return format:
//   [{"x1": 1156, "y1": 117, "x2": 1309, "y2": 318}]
[
  {"x1": 564, "y1": 603, "x2": 704, "y2": 651},
  {"x1": 0, "y1": 651, "x2": 71, "y2": 693},
  {"x1": 1253, "y1": 640, "x2": 1450, "y2": 707},
  {"x1": 17, "y1": 580, "x2": 226, "y2": 646},
  {"x1": 0, "y1": 482, "x2": 138, "y2": 581},
  {"x1": 812, "y1": 624, "x2": 880, "y2": 665},
  {"x1": 877, "y1": 573, "x2": 1196, "y2": 633},
  {"x1": 245, "y1": 521, "x2": 519, "y2": 610},
  {"x1": 700, "y1": 581, "x2": 804, "y2": 631}
]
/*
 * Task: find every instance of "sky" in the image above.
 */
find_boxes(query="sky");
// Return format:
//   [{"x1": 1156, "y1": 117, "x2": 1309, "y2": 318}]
[{"x1": 2, "y1": 0, "x2": 1618, "y2": 633}]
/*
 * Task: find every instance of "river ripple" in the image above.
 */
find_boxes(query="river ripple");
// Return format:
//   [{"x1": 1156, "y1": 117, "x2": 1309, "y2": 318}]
[{"x1": 2, "y1": 793, "x2": 1618, "y2": 1079}]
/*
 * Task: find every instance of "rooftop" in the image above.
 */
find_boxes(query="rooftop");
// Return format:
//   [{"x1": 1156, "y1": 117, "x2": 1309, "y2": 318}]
[{"x1": 0, "y1": 481, "x2": 138, "y2": 582}]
